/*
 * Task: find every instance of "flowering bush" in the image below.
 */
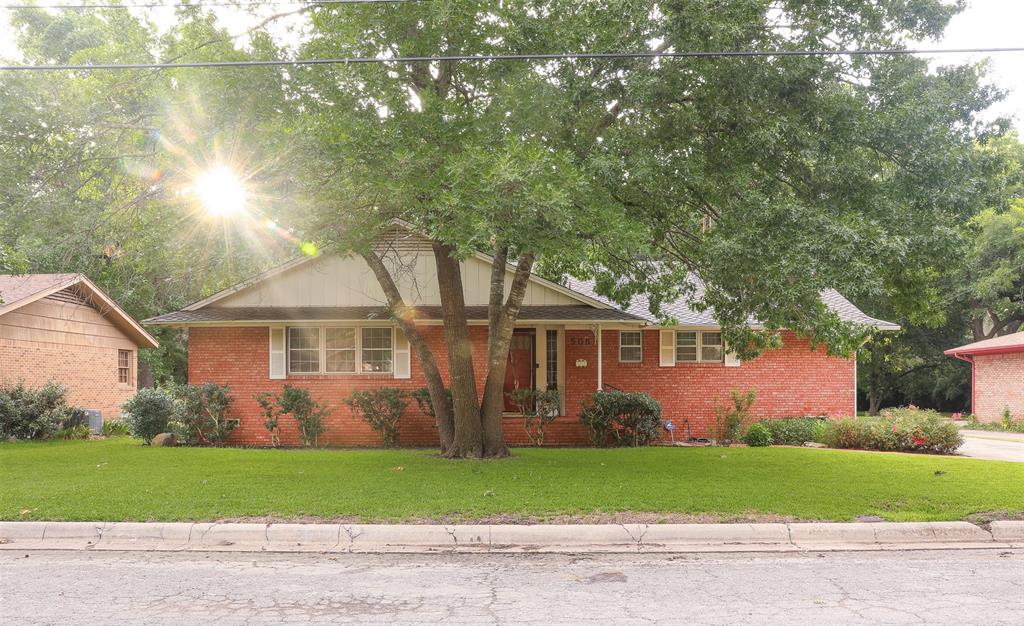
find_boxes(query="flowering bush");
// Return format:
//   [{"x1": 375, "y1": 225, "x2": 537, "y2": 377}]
[{"x1": 823, "y1": 408, "x2": 961, "y2": 454}]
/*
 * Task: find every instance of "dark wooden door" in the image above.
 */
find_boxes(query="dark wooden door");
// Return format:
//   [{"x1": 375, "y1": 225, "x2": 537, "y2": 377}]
[{"x1": 503, "y1": 329, "x2": 536, "y2": 412}]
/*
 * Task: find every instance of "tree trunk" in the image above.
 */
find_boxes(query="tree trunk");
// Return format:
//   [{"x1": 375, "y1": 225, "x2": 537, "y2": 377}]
[
  {"x1": 479, "y1": 251, "x2": 535, "y2": 458},
  {"x1": 361, "y1": 250, "x2": 454, "y2": 452},
  {"x1": 433, "y1": 242, "x2": 484, "y2": 458},
  {"x1": 868, "y1": 393, "x2": 882, "y2": 416}
]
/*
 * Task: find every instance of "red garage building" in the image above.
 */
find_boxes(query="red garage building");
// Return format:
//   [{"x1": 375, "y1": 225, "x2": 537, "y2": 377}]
[{"x1": 945, "y1": 331, "x2": 1024, "y2": 422}]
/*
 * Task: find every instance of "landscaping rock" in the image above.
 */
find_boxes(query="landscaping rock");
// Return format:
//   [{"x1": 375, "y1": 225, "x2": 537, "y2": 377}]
[
  {"x1": 152, "y1": 433, "x2": 177, "y2": 447},
  {"x1": 802, "y1": 442, "x2": 827, "y2": 448}
]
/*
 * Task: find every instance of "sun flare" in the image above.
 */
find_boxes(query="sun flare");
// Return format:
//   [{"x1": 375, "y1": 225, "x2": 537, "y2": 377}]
[{"x1": 194, "y1": 166, "x2": 247, "y2": 217}]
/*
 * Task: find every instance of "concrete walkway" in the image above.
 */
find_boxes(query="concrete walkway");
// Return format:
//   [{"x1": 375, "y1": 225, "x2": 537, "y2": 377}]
[
  {"x1": 2, "y1": 520, "x2": 1022, "y2": 554},
  {"x1": 959, "y1": 429, "x2": 1024, "y2": 462}
]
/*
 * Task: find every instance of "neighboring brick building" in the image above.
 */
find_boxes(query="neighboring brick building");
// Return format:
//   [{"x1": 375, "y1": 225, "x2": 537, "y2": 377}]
[
  {"x1": 945, "y1": 332, "x2": 1024, "y2": 422},
  {"x1": 0, "y1": 274, "x2": 159, "y2": 426},
  {"x1": 147, "y1": 227, "x2": 897, "y2": 447}
]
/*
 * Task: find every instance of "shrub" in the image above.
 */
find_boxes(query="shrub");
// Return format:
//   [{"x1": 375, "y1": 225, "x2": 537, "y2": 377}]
[
  {"x1": 278, "y1": 385, "x2": 330, "y2": 447},
  {"x1": 122, "y1": 387, "x2": 176, "y2": 444},
  {"x1": 345, "y1": 388, "x2": 406, "y2": 447},
  {"x1": 1003, "y1": 406, "x2": 1015, "y2": 432},
  {"x1": 170, "y1": 383, "x2": 236, "y2": 446},
  {"x1": 255, "y1": 391, "x2": 283, "y2": 447},
  {"x1": 823, "y1": 407, "x2": 962, "y2": 454},
  {"x1": 764, "y1": 416, "x2": 830, "y2": 446},
  {"x1": 52, "y1": 424, "x2": 91, "y2": 440},
  {"x1": 711, "y1": 389, "x2": 756, "y2": 445},
  {"x1": 744, "y1": 422, "x2": 773, "y2": 447},
  {"x1": 101, "y1": 419, "x2": 131, "y2": 437},
  {"x1": 579, "y1": 390, "x2": 662, "y2": 447},
  {"x1": 509, "y1": 388, "x2": 561, "y2": 446},
  {"x1": 0, "y1": 381, "x2": 73, "y2": 440}
]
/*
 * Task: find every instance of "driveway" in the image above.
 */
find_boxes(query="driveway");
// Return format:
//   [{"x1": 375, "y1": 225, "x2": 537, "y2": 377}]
[
  {"x1": 3, "y1": 550, "x2": 1023, "y2": 624},
  {"x1": 958, "y1": 429, "x2": 1024, "y2": 462}
]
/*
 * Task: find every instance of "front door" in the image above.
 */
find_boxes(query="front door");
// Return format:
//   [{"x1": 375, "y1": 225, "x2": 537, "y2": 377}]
[{"x1": 504, "y1": 329, "x2": 536, "y2": 412}]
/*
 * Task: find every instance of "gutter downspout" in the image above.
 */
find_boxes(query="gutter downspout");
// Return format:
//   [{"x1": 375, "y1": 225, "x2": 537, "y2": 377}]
[
  {"x1": 595, "y1": 324, "x2": 603, "y2": 391},
  {"x1": 951, "y1": 353, "x2": 975, "y2": 415}
]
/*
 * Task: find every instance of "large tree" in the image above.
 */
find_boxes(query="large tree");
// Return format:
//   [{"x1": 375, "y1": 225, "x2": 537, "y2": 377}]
[
  {"x1": 0, "y1": 2, "x2": 1010, "y2": 454},
  {"x1": 282, "y1": 0, "x2": 1006, "y2": 456}
]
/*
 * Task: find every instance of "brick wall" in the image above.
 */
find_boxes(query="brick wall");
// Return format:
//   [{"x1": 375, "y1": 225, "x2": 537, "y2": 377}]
[
  {"x1": 188, "y1": 325, "x2": 853, "y2": 447},
  {"x1": 564, "y1": 329, "x2": 854, "y2": 439},
  {"x1": 0, "y1": 299, "x2": 138, "y2": 421},
  {"x1": 973, "y1": 352, "x2": 1024, "y2": 421}
]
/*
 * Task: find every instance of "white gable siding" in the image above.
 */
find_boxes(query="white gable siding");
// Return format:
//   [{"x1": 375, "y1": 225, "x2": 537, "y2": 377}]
[{"x1": 215, "y1": 253, "x2": 579, "y2": 308}]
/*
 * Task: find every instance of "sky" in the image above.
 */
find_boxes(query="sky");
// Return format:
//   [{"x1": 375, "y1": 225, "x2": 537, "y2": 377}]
[{"x1": 0, "y1": 0, "x2": 1022, "y2": 131}]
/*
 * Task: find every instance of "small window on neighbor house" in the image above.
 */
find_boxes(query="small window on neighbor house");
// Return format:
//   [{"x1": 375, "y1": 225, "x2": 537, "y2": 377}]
[
  {"x1": 675, "y1": 331, "x2": 698, "y2": 362},
  {"x1": 117, "y1": 350, "x2": 131, "y2": 384},
  {"x1": 701, "y1": 332, "x2": 724, "y2": 363},
  {"x1": 325, "y1": 327, "x2": 357, "y2": 373},
  {"x1": 361, "y1": 327, "x2": 393, "y2": 373},
  {"x1": 288, "y1": 327, "x2": 321, "y2": 374},
  {"x1": 619, "y1": 331, "x2": 642, "y2": 362}
]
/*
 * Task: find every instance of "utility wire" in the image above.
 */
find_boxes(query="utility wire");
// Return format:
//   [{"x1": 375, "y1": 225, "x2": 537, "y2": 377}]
[
  {"x1": 2, "y1": 46, "x2": 1024, "y2": 71},
  {"x1": 0, "y1": 0, "x2": 422, "y2": 7}
]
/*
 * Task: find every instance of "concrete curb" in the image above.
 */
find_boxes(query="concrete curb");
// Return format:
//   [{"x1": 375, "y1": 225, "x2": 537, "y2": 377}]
[{"x1": 1, "y1": 521, "x2": 1020, "y2": 554}]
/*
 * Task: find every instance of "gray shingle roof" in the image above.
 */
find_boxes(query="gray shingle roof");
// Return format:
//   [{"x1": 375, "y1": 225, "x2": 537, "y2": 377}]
[
  {"x1": 563, "y1": 277, "x2": 899, "y2": 330},
  {"x1": 0, "y1": 273, "x2": 80, "y2": 308},
  {"x1": 145, "y1": 305, "x2": 645, "y2": 325}
]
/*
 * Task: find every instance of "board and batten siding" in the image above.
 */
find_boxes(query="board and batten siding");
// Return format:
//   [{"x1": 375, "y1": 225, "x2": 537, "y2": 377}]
[
  {"x1": 214, "y1": 253, "x2": 581, "y2": 308},
  {"x1": 0, "y1": 295, "x2": 138, "y2": 421}
]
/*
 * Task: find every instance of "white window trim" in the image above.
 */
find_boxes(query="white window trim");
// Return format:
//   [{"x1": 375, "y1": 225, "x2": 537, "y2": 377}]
[
  {"x1": 618, "y1": 330, "x2": 643, "y2": 363},
  {"x1": 286, "y1": 326, "x2": 395, "y2": 375},
  {"x1": 287, "y1": 326, "x2": 322, "y2": 375},
  {"x1": 674, "y1": 330, "x2": 724, "y2": 364},
  {"x1": 700, "y1": 331, "x2": 724, "y2": 363},
  {"x1": 359, "y1": 326, "x2": 395, "y2": 374},
  {"x1": 675, "y1": 330, "x2": 699, "y2": 363},
  {"x1": 324, "y1": 327, "x2": 358, "y2": 374}
]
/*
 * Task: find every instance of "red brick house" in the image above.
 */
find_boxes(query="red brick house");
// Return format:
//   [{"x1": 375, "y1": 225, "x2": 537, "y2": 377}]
[
  {"x1": 0, "y1": 274, "x2": 159, "y2": 427},
  {"x1": 945, "y1": 331, "x2": 1024, "y2": 422},
  {"x1": 146, "y1": 233, "x2": 897, "y2": 447}
]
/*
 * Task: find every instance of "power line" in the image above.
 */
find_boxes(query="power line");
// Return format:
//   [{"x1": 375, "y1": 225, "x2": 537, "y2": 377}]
[
  {"x1": 3, "y1": 46, "x2": 1024, "y2": 71},
  {"x1": 0, "y1": 0, "x2": 422, "y2": 7}
]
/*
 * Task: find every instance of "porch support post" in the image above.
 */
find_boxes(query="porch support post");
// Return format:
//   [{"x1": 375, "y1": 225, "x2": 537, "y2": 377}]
[{"x1": 596, "y1": 324, "x2": 603, "y2": 391}]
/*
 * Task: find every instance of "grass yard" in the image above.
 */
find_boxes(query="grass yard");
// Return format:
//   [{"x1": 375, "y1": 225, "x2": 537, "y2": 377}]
[{"x1": 2, "y1": 438, "x2": 1022, "y2": 523}]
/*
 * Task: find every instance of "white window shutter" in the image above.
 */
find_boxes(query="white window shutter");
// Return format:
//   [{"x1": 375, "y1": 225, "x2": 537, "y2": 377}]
[
  {"x1": 724, "y1": 349, "x2": 741, "y2": 367},
  {"x1": 393, "y1": 327, "x2": 411, "y2": 379},
  {"x1": 659, "y1": 330, "x2": 676, "y2": 367},
  {"x1": 269, "y1": 327, "x2": 286, "y2": 379}
]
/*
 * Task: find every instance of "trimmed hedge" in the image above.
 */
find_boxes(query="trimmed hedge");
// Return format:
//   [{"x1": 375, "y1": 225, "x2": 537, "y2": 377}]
[
  {"x1": 580, "y1": 390, "x2": 662, "y2": 447},
  {"x1": 743, "y1": 422, "x2": 773, "y2": 447},
  {"x1": 763, "y1": 417, "x2": 830, "y2": 446}
]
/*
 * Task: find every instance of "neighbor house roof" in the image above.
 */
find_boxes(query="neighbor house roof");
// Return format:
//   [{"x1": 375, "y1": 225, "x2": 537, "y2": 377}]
[
  {"x1": 944, "y1": 331, "x2": 1024, "y2": 358},
  {"x1": 146, "y1": 305, "x2": 644, "y2": 325},
  {"x1": 0, "y1": 273, "x2": 159, "y2": 348},
  {"x1": 564, "y1": 277, "x2": 900, "y2": 330}
]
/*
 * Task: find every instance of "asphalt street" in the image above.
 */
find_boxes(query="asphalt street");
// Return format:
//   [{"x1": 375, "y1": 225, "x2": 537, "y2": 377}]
[{"x1": 2, "y1": 549, "x2": 1022, "y2": 624}]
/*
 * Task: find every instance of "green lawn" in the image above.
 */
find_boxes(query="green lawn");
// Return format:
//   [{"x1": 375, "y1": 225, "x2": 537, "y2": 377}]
[{"x1": 2, "y1": 438, "x2": 1022, "y2": 523}]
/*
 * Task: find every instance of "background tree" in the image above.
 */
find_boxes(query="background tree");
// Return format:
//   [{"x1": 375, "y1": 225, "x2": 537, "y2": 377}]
[{"x1": 0, "y1": 8, "x2": 297, "y2": 383}]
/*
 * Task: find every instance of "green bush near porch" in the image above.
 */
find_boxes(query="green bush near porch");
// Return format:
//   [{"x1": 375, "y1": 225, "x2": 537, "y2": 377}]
[{"x1": 1, "y1": 438, "x2": 1022, "y2": 523}]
